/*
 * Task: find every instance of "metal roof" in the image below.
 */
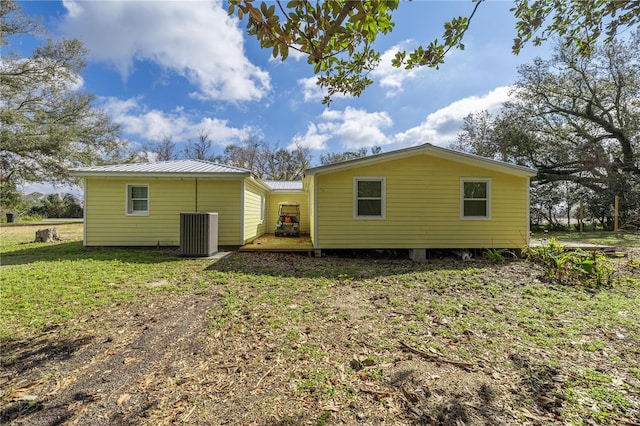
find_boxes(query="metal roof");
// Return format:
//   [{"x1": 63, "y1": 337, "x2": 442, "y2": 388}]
[
  {"x1": 263, "y1": 180, "x2": 303, "y2": 191},
  {"x1": 305, "y1": 143, "x2": 537, "y2": 177},
  {"x1": 71, "y1": 160, "x2": 251, "y2": 176}
]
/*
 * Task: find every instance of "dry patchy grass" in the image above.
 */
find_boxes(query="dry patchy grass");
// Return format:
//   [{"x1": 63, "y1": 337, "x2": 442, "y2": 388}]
[{"x1": 1, "y1": 224, "x2": 639, "y2": 425}]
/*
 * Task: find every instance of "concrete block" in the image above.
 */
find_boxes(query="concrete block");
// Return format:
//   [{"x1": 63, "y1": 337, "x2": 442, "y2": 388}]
[{"x1": 409, "y1": 248, "x2": 426, "y2": 261}]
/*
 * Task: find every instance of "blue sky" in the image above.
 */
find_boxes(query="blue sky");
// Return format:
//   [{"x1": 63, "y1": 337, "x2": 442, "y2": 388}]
[{"x1": 18, "y1": 0, "x2": 551, "y2": 189}]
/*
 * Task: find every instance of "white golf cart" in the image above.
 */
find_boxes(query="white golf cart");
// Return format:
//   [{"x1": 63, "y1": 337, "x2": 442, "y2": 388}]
[{"x1": 274, "y1": 202, "x2": 300, "y2": 237}]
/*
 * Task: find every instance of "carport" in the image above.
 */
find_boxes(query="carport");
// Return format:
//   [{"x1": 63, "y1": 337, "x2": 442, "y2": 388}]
[{"x1": 240, "y1": 233, "x2": 313, "y2": 254}]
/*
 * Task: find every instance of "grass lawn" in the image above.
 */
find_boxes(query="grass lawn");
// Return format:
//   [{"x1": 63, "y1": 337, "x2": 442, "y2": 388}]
[
  {"x1": 1, "y1": 224, "x2": 639, "y2": 425},
  {"x1": 1, "y1": 223, "x2": 213, "y2": 339},
  {"x1": 532, "y1": 230, "x2": 640, "y2": 247}
]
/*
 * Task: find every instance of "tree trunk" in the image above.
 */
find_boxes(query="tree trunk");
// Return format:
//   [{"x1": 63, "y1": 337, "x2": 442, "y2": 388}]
[{"x1": 35, "y1": 228, "x2": 60, "y2": 243}]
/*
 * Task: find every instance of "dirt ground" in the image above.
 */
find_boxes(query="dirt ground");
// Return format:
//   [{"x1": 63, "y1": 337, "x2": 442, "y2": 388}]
[{"x1": 2, "y1": 250, "x2": 639, "y2": 425}]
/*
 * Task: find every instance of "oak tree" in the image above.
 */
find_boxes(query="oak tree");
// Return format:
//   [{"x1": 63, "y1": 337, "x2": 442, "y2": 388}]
[
  {"x1": 454, "y1": 35, "x2": 640, "y2": 227},
  {"x1": 0, "y1": 0, "x2": 128, "y2": 187},
  {"x1": 229, "y1": 0, "x2": 639, "y2": 103}
]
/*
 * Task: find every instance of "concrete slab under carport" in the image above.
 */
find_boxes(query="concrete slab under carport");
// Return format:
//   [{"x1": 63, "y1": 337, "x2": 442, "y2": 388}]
[{"x1": 240, "y1": 233, "x2": 313, "y2": 254}]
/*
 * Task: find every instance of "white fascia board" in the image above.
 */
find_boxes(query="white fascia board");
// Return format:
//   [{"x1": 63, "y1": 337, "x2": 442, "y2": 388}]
[{"x1": 69, "y1": 172, "x2": 250, "y2": 179}]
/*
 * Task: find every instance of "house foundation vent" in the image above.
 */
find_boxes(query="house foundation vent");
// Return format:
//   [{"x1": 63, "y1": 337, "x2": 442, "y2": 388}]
[{"x1": 179, "y1": 212, "x2": 218, "y2": 257}]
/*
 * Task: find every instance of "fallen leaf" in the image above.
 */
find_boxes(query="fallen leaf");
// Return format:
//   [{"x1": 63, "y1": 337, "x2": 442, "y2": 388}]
[
  {"x1": 552, "y1": 375, "x2": 568, "y2": 383},
  {"x1": 401, "y1": 387, "x2": 419, "y2": 404},
  {"x1": 321, "y1": 403, "x2": 340, "y2": 412},
  {"x1": 611, "y1": 376, "x2": 624, "y2": 386},
  {"x1": 116, "y1": 393, "x2": 131, "y2": 405},
  {"x1": 536, "y1": 395, "x2": 556, "y2": 406},
  {"x1": 362, "y1": 358, "x2": 376, "y2": 366},
  {"x1": 17, "y1": 394, "x2": 38, "y2": 402},
  {"x1": 428, "y1": 347, "x2": 443, "y2": 355},
  {"x1": 9, "y1": 381, "x2": 41, "y2": 400},
  {"x1": 519, "y1": 407, "x2": 547, "y2": 421}
]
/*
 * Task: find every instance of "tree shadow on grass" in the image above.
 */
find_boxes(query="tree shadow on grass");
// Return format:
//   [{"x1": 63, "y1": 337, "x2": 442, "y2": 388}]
[
  {"x1": 1, "y1": 332, "x2": 95, "y2": 425},
  {"x1": 1, "y1": 241, "x2": 183, "y2": 266},
  {"x1": 2, "y1": 390, "x2": 158, "y2": 426},
  {"x1": 1, "y1": 332, "x2": 95, "y2": 377},
  {"x1": 389, "y1": 365, "x2": 509, "y2": 425},
  {"x1": 1, "y1": 390, "x2": 100, "y2": 426},
  {"x1": 509, "y1": 352, "x2": 565, "y2": 418},
  {"x1": 206, "y1": 249, "x2": 508, "y2": 280}
]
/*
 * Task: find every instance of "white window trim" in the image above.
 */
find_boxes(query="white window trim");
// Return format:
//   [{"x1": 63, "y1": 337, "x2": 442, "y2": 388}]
[
  {"x1": 126, "y1": 184, "x2": 149, "y2": 216},
  {"x1": 353, "y1": 176, "x2": 386, "y2": 220},
  {"x1": 460, "y1": 178, "x2": 491, "y2": 220}
]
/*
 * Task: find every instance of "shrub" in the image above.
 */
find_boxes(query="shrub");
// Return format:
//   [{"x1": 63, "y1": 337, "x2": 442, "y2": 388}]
[{"x1": 528, "y1": 238, "x2": 614, "y2": 287}]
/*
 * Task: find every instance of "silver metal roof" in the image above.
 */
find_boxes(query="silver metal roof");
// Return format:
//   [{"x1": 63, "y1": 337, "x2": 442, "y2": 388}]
[
  {"x1": 264, "y1": 180, "x2": 303, "y2": 191},
  {"x1": 305, "y1": 143, "x2": 537, "y2": 177},
  {"x1": 72, "y1": 160, "x2": 250, "y2": 175}
]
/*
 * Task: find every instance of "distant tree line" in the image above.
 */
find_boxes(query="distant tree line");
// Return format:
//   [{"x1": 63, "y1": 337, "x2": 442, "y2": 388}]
[
  {"x1": 142, "y1": 134, "x2": 312, "y2": 181},
  {"x1": 1, "y1": 183, "x2": 83, "y2": 219},
  {"x1": 143, "y1": 132, "x2": 382, "y2": 181}
]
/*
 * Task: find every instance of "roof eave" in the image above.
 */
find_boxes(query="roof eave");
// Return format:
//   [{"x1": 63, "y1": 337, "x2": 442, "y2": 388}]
[
  {"x1": 69, "y1": 171, "x2": 251, "y2": 179},
  {"x1": 305, "y1": 145, "x2": 425, "y2": 176},
  {"x1": 425, "y1": 145, "x2": 537, "y2": 177},
  {"x1": 247, "y1": 176, "x2": 272, "y2": 192},
  {"x1": 269, "y1": 189, "x2": 306, "y2": 193},
  {"x1": 305, "y1": 143, "x2": 537, "y2": 178}
]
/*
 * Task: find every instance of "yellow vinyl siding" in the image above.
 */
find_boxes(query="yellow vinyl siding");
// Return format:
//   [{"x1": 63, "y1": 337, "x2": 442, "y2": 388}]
[
  {"x1": 304, "y1": 175, "x2": 315, "y2": 246},
  {"x1": 197, "y1": 179, "x2": 243, "y2": 246},
  {"x1": 243, "y1": 179, "x2": 268, "y2": 243},
  {"x1": 314, "y1": 154, "x2": 529, "y2": 249},
  {"x1": 84, "y1": 177, "x2": 242, "y2": 246},
  {"x1": 267, "y1": 192, "x2": 309, "y2": 234}
]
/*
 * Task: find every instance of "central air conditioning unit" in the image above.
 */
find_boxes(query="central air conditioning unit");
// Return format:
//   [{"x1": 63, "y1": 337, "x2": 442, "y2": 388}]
[{"x1": 179, "y1": 212, "x2": 218, "y2": 257}]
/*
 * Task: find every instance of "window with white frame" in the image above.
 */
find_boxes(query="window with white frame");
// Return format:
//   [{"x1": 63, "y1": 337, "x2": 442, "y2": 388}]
[
  {"x1": 127, "y1": 184, "x2": 149, "y2": 215},
  {"x1": 460, "y1": 178, "x2": 491, "y2": 219},
  {"x1": 354, "y1": 177, "x2": 385, "y2": 219}
]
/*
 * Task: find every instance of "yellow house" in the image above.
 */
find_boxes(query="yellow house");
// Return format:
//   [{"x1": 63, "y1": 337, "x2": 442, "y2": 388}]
[
  {"x1": 303, "y1": 143, "x2": 536, "y2": 258},
  {"x1": 72, "y1": 160, "x2": 270, "y2": 247},
  {"x1": 72, "y1": 144, "x2": 536, "y2": 256}
]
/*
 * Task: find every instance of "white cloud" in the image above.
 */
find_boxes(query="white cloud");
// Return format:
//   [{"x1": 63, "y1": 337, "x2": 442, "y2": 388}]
[
  {"x1": 319, "y1": 107, "x2": 393, "y2": 149},
  {"x1": 371, "y1": 41, "x2": 423, "y2": 97},
  {"x1": 394, "y1": 86, "x2": 513, "y2": 147},
  {"x1": 292, "y1": 107, "x2": 393, "y2": 151},
  {"x1": 59, "y1": 0, "x2": 270, "y2": 102},
  {"x1": 297, "y1": 76, "x2": 351, "y2": 103},
  {"x1": 289, "y1": 123, "x2": 331, "y2": 150},
  {"x1": 102, "y1": 97, "x2": 253, "y2": 145},
  {"x1": 298, "y1": 77, "x2": 324, "y2": 103}
]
